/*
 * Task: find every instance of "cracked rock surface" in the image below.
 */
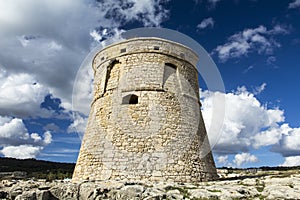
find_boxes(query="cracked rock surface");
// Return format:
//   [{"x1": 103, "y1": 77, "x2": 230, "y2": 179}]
[{"x1": 1, "y1": 172, "x2": 300, "y2": 200}]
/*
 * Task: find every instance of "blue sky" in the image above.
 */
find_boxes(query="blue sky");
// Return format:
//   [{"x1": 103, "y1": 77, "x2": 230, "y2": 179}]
[{"x1": 0, "y1": 0, "x2": 299, "y2": 168}]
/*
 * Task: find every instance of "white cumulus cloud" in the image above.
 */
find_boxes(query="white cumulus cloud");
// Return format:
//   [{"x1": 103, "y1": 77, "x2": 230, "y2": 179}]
[
  {"x1": 216, "y1": 155, "x2": 229, "y2": 165},
  {"x1": 202, "y1": 85, "x2": 284, "y2": 155},
  {"x1": 0, "y1": 69, "x2": 51, "y2": 118},
  {"x1": 271, "y1": 126, "x2": 300, "y2": 157},
  {"x1": 0, "y1": 116, "x2": 52, "y2": 159},
  {"x1": 213, "y1": 25, "x2": 288, "y2": 62},
  {"x1": 233, "y1": 152, "x2": 258, "y2": 167},
  {"x1": 252, "y1": 123, "x2": 290, "y2": 149},
  {"x1": 217, "y1": 153, "x2": 258, "y2": 167},
  {"x1": 202, "y1": 84, "x2": 300, "y2": 167},
  {"x1": 67, "y1": 113, "x2": 88, "y2": 138},
  {"x1": 281, "y1": 156, "x2": 300, "y2": 166},
  {"x1": 0, "y1": 145, "x2": 42, "y2": 159},
  {"x1": 0, "y1": 117, "x2": 28, "y2": 144},
  {"x1": 0, "y1": 0, "x2": 169, "y2": 118}
]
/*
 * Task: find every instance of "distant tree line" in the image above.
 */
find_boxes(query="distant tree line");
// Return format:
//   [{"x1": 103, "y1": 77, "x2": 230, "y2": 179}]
[
  {"x1": 259, "y1": 166, "x2": 300, "y2": 171},
  {"x1": 218, "y1": 166, "x2": 300, "y2": 171},
  {"x1": 0, "y1": 157, "x2": 75, "y2": 180}
]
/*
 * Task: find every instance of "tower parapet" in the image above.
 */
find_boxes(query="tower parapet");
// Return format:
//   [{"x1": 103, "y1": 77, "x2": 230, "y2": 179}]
[{"x1": 93, "y1": 37, "x2": 199, "y2": 70}]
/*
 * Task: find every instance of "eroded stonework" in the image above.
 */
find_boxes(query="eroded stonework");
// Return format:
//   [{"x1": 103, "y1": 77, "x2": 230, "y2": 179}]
[{"x1": 72, "y1": 37, "x2": 218, "y2": 183}]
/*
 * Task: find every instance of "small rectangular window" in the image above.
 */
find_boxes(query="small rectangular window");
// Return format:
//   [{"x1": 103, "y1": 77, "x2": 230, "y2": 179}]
[
  {"x1": 122, "y1": 94, "x2": 138, "y2": 104},
  {"x1": 154, "y1": 46, "x2": 160, "y2": 50},
  {"x1": 120, "y1": 48, "x2": 126, "y2": 53}
]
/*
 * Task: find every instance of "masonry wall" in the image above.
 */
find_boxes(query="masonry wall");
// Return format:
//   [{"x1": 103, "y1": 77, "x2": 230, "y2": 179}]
[{"x1": 72, "y1": 38, "x2": 218, "y2": 183}]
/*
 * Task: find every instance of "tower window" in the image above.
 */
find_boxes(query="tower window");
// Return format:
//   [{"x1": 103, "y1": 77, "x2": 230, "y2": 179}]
[
  {"x1": 163, "y1": 63, "x2": 177, "y2": 91},
  {"x1": 154, "y1": 46, "x2": 160, "y2": 50},
  {"x1": 165, "y1": 63, "x2": 177, "y2": 69},
  {"x1": 120, "y1": 48, "x2": 126, "y2": 53},
  {"x1": 129, "y1": 95, "x2": 138, "y2": 104},
  {"x1": 122, "y1": 94, "x2": 138, "y2": 104}
]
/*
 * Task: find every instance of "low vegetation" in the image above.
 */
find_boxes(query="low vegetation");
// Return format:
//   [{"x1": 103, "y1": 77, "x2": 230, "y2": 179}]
[{"x1": 0, "y1": 157, "x2": 75, "y2": 180}]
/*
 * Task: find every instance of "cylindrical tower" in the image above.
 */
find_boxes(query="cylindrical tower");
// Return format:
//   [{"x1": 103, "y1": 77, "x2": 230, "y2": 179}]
[{"x1": 72, "y1": 37, "x2": 218, "y2": 183}]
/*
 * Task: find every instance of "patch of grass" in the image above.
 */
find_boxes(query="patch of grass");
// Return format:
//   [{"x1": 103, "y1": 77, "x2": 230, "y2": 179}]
[
  {"x1": 270, "y1": 171, "x2": 294, "y2": 178},
  {"x1": 183, "y1": 186, "x2": 198, "y2": 190},
  {"x1": 253, "y1": 194, "x2": 267, "y2": 200},
  {"x1": 255, "y1": 178, "x2": 260, "y2": 185},
  {"x1": 255, "y1": 178, "x2": 265, "y2": 193},
  {"x1": 165, "y1": 186, "x2": 190, "y2": 198},
  {"x1": 271, "y1": 174, "x2": 291, "y2": 178},
  {"x1": 256, "y1": 186, "x2": 264, "y2": 192},
  {"x1": 256, "y1": 194, "x2": 267, "y2": 200}
]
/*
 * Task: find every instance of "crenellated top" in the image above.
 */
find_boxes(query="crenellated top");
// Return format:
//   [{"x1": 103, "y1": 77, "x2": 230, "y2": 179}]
[{"x1": 92, "y1": 37, "x2": 199, "y2": 72}]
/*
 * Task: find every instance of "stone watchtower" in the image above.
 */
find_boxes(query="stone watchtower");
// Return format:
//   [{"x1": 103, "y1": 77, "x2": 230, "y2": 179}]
[{"x1": 72, "y1": 37, "x2": 218, "y2": 183}]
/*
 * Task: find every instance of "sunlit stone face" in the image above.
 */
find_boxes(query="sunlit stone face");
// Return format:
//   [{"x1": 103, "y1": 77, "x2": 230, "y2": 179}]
[{"x1": 72, "y1": 38, "x2": 218, "y2": 183}]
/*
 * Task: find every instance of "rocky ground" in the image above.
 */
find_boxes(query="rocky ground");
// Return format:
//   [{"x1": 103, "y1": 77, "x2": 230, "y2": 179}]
[{"x1": 0, "y1": 170, "x2": 299, "y2": 200}]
